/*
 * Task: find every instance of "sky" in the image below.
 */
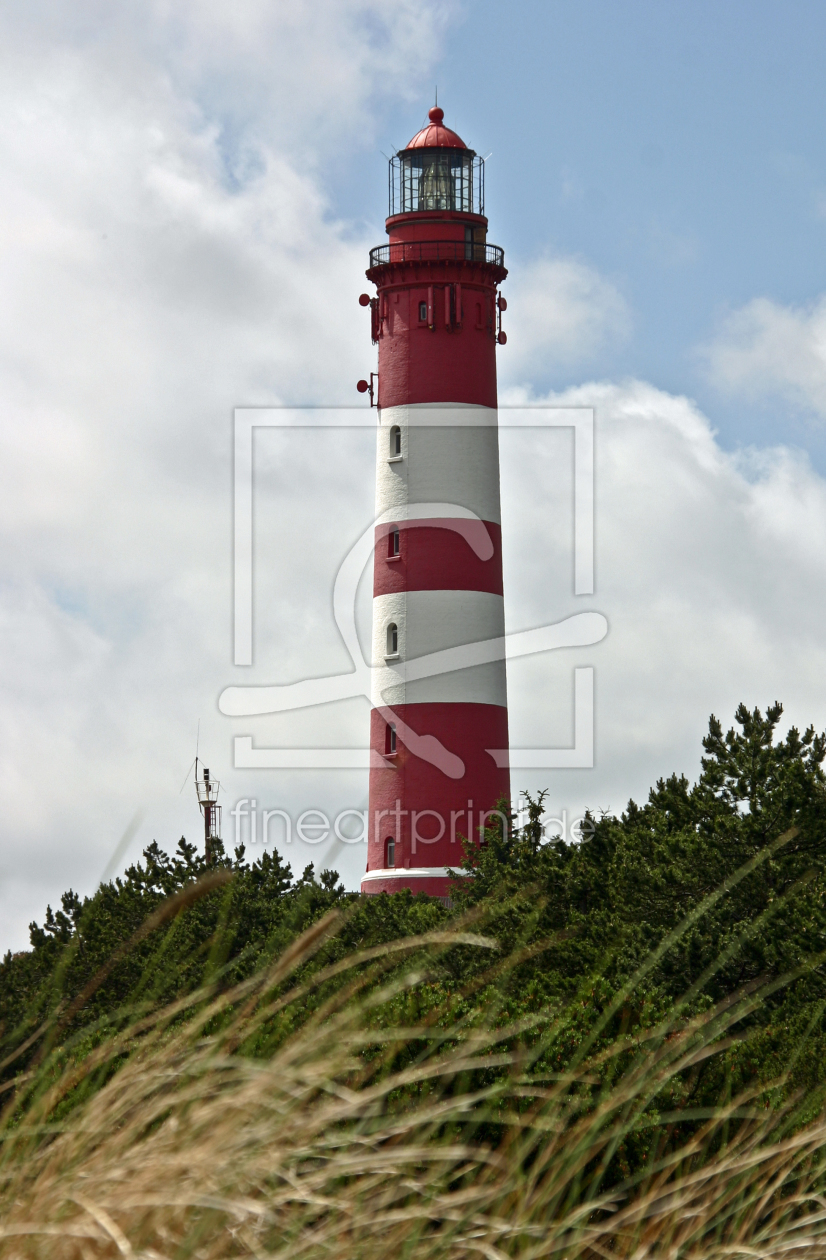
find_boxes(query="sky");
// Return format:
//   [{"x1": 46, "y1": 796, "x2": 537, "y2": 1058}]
[{"x1": 2, "y1": 0, "x2": 826, "y2": 949}]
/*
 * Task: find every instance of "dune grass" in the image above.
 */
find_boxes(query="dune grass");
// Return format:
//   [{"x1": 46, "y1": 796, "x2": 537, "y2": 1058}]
[{"x1": 0, "y1": 895, "x2": 826, "y2": 1259}]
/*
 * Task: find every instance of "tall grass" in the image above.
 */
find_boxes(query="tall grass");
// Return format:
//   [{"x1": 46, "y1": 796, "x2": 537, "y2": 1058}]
[{"x1": 0, "y1": 902, "x2": 825, "y2": 1259}]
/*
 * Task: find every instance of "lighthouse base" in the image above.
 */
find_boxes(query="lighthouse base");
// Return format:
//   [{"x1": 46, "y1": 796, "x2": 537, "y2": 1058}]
[{"x1": 360, "y1": 866, "x2": 470, "y2": 899}]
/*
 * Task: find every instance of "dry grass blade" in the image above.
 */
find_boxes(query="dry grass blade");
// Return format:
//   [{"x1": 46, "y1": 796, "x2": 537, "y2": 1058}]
[{"x1": 1, "y1": 913, "x2": 826, "y2": 1259}]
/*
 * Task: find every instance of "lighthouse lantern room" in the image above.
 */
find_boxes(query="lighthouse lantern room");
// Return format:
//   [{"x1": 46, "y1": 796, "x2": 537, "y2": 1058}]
[{"x1": 361, "y1": 107, "x2": 511, "y2": 900}]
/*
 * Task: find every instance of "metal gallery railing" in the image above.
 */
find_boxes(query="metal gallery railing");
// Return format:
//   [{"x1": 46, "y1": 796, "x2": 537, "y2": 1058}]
[{"x1": 368, "y1": 240, "x2": 505, "y2": 269}]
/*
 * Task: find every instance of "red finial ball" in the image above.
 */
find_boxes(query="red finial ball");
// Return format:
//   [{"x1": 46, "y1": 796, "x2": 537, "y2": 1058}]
[
  {"x1": 428, "y1": 106, "x2": 444, "y2": 124},
  {"x1": 358, "y1": 293, "x2": 371, "y2": 306},
  {"x1": 356, "y1": 379, "x2": 369, "y2": 393}
]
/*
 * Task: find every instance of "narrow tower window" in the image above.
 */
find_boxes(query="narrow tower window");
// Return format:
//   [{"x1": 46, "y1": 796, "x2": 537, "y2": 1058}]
[
  {"x1": 387, "y1": 527, "x2": 400, "y2": 558},
  {"x1": 386, "y1": 622, "x2": 398, "y2": 656},
  {"x1": 386, "y1": 836, "x2": 395, "y2": 867},
  {"x1": 389, "y1": 425, "x2": 401, "y2": 457},
  {"x1": 419, "y1": 301, "x2": 427, "y2": 322},
  {"x1": 385, "y1": 721, "x2": 397, "y2": 755}
]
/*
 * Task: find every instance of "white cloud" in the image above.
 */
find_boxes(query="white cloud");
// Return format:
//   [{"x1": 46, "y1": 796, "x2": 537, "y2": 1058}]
[
  {"x1": 0, "y1": 0, "x2": 453, "y2": 163},
  {"x1": 0, "y1": 1, "x2": 454, "y2": 947},
  {"x1": 501, "y1": 256, "x2": 630, "y2": 381},
  {"x1": 500, "y1": 378, "x2": 826, "y2": 822},
  {"x1": 703, "y1": 294, "x2": 826, "y2": 416}
]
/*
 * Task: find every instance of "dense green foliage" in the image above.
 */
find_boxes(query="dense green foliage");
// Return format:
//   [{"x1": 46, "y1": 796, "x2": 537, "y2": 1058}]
[
  {"x1": 4, "y1": 701, "x2": 826, "y2": 1137},
  {"x1": 0, "y1": 840, "x2": 449, "y2": 1078},
  {"x1": 453, "y1": 702, "x2": 826, "y2": 1125}
]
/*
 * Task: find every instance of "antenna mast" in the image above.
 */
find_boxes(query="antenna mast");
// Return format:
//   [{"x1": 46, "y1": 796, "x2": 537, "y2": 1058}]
[{"x1": 195, "y1": 759, "x2": 221, "y2": 864}]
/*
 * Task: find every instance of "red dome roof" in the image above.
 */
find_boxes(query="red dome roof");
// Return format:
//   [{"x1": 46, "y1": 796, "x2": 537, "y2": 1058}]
[{"x1": 404, "y1": 106, "x2": 468, "y2": 151}]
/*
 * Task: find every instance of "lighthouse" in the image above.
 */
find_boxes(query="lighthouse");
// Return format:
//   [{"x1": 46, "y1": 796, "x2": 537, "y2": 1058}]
[{"x1": 360, "y1": 106, "x2": 510, "y2": 899}]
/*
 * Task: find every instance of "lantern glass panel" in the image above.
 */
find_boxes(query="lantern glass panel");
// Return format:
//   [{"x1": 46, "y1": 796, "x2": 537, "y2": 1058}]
[{"x1": 391, "y1": 149, "x2": 483, "y2": 217}]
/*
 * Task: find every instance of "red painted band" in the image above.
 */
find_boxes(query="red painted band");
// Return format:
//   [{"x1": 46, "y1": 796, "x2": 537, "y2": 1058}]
[
  {"x1": 385, "y1": 210, "x2": 489, "y2": 241},
  {"x1": 373, "y1": 520, "x2": 503, "y2": 596},
  {"x1": 372, "y1": 284, "x2": 498, "y2": 409},
  {"x1": 367, "y1": 703, "x2": 510, "y2": 876}
]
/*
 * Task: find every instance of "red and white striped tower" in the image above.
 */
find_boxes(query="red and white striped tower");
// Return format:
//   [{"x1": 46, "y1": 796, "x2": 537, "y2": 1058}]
[{"x1": 360, "y1": 107, "x2": 510, "y2": 899}]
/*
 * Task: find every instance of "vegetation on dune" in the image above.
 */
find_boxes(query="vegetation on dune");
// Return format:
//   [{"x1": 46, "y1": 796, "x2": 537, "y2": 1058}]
[
  {"x1": 454, "y1": 701, "x2": 826, "y2": 1112},
  {"x1": 2, "y1": 702, "x2": 826, "y2": 1254},
  {"x1": 3, "y1": 907, "x2": 826, "y2": 1259}
]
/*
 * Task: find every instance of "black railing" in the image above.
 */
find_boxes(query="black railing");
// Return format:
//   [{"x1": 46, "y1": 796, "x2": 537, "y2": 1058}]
[{"x1": 369, "y1": 240, "x2": 505, "y2": 269}]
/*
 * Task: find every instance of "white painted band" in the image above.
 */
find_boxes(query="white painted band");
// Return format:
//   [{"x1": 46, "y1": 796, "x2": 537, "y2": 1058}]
[
  {"x1": 378, "y1": 403, "x2": 499, "y2": 426},
  {"x1": 361, "y1": 866, "x2": 471, "y2": 883},
  {"x1": 376, "y1": 403, "x2": 502, "y2": 526},
  {"x1": 371, "y1": 590, "x2": 508, "y2": 707}
]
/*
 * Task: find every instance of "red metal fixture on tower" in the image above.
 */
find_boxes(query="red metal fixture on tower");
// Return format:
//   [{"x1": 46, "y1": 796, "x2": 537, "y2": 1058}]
[{"x1": 360, "y1": 107, "x2": 510, "y2": 900}]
